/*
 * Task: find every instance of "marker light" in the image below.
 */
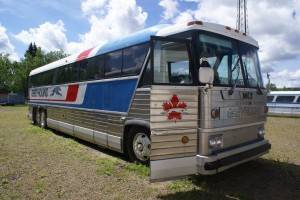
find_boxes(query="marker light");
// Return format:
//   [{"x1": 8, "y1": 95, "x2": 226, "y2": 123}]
[
  {"x1": 211, "y1": 108, "x2": 220, "y2": 119},
  {"x1": 225, "y1": 26, "x2": 231, "y2": 30},
  {"x1": 187, "y1": 21, "x2": 203, "y2": 26},
  {"x1": 182, "y1": 136, "x2": 189, "y2": 144}
]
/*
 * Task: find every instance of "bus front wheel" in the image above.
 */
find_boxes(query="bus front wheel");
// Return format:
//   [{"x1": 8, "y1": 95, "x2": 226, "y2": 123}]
[{"x1": 127, "y1": 127, "x2": 151, "y2": 165}]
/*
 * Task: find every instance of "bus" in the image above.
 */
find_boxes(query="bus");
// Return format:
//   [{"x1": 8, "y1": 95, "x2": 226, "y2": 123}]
[
  {"x1": 267, "y1": 91, "x2": 300, "y2": 117},
  {"x1": 28, "y1": 21, "x2": 271, "y2": 182}
]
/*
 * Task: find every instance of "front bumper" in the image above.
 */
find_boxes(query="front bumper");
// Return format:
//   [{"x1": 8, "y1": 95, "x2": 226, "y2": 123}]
[{"x1": 197, "y1": 139, "x2": 271, "y2": 175}]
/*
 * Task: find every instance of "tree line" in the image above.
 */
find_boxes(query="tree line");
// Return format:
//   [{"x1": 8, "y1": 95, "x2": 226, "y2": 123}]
[{"x1": 0, "y1": 43, "x2": 68, "y2": 96}]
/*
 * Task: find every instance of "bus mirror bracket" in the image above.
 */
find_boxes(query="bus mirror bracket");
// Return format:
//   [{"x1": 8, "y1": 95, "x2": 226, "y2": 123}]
[{"x1": 199, "y1": 67, "x2": 214, "y2": 89}]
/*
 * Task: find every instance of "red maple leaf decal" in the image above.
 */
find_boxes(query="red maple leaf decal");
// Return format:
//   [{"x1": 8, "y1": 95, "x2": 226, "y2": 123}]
[{"x1": 162, "y1": 94, "x2": 187, "y2": 123}]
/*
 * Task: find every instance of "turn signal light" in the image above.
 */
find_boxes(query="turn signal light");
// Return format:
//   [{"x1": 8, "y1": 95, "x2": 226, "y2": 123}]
[{"x1": 182, "y1": 136, "x2": 189, "y2": 144}]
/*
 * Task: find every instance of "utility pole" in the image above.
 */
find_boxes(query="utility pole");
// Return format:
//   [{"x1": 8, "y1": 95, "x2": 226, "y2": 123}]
[{"x1": 236, "y1": 0, "x2": 249, "y2": 35}]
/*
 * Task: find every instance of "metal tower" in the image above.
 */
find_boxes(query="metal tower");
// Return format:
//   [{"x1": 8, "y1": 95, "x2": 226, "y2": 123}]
[{"x1": 236, "y1": 0, "x2": 249, "y2": 34}]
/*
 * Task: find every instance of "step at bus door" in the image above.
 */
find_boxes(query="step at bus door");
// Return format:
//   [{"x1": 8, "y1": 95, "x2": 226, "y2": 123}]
[{"x1": 149, "y1": 36, "x2": 198, "y2": 182}]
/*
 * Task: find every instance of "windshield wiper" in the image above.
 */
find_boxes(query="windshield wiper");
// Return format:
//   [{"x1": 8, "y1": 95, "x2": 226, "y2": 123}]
[{"x1": 229, "y1": 58, "x2": 241, "y2": 95}]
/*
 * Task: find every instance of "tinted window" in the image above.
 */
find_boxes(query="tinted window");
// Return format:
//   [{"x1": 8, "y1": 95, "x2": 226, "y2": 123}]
[
  {"x1": 275, "y1": 96, "x2": 295, "y2": 103},
  {"x1": 139, "y1": 61, "x2": 151, "y2": 87},
  {"x1": 57, "y1": 65, "x2": 68, "y2": 84},
  {"x1": 297, "y1": 97, "x2": 300, "y2": 103},
  {"x1": 267, "y1": 95, "x2": 274, "y2": 102},
  {"x1": 123, "y1": 43, "x2": 148, "y2": 75},
  {"x1": 90, "y1": 55, "x2": 104, "y2": 79},
  {"x1": 79, "y1": 60, "x2": 89, "y2": 81},
  {"x1": 105, "y1": 50, "x2": 122, "y2": 77},
  {"x1": 71, "y1": 63, "x2": 80, "y2": 82}
]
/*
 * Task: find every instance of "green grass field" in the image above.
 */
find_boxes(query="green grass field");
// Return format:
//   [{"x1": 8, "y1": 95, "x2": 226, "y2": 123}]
[{"x1": 0, "y1": 106, "x2": 299, "y2": 199}]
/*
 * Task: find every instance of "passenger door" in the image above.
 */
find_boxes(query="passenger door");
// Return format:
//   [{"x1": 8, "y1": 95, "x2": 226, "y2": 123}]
[{"x1": 150, "y1": 37, "x2": 198, "y2": 182}]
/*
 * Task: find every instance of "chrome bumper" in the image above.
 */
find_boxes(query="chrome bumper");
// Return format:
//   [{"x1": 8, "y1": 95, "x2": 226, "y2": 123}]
[{"x1": 197, "y1": 139, "x2": 271, "y2": 175}]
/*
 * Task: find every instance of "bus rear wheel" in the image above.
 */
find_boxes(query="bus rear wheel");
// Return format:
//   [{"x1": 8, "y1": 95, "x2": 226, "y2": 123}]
[{"x1": 127, "y1": 127, "x2": 151, "y2": 165}]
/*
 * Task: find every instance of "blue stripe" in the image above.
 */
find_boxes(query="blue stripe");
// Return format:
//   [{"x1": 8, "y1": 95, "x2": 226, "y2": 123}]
[
  {"x1": 30, "y1": 78, "x2": 138, "y2": 113},
  {"x1": 96, "y1": 24, "x2": 169, "y2": 55}
]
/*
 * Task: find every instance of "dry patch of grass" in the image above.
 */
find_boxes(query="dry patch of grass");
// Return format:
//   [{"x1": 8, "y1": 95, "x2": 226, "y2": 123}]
[{"x1": 0, "y1": 106, "x2": 299, "y2": 200}]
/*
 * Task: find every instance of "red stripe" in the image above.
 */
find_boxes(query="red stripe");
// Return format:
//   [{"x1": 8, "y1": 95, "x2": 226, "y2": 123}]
[
  {"x1": 76, "y1": 47, "x2": 95, "y2": 61},
  {"x1": 65, "y1": 84, "x2": 79, "y2": 101}
]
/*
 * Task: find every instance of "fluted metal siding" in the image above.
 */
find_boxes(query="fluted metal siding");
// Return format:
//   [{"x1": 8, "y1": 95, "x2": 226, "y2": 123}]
[{"x1": 150, "y1": 86, "x2": 198, "y2": 161}]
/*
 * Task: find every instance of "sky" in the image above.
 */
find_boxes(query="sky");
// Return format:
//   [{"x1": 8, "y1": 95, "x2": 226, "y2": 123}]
[{"x1": 0, "y1": 0, "x2": 299, "y2": 88}]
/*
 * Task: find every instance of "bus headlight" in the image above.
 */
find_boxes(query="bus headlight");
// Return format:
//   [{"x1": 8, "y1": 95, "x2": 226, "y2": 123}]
[
  {"x1": 258, "y1": 127, "x2": 265, "y2": 137},
  {"x1": 209, "y1": 135, "x2": 223, "y2": 149}
]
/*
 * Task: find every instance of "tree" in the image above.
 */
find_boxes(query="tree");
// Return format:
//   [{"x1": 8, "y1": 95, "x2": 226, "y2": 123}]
[
  {"x1": 266, "y1": 82, "x2": 277, "y2": 91},
  {"x1": 25, "y1": 42, "x2": 38, "y2": 58},
  {"x1": 0, "y1": 54, "x2": 13, "y2": 93},
  {"x1": 4, "y1": 44, "x2": 69, "y2": 96}
]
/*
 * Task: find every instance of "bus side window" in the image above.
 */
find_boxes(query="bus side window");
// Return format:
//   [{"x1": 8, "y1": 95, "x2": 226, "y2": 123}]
[
  {"x1": 79, "y1": 60, "x2": 89, "y2": 81},
  {"x1": 275, "y1": 96, "x2": 295, "y2": 103},
  {"x1": 139, "y1": 61, "x2": 151, "y2": 87},
  {"x1": 267, "y1": 95, "x2": 274, "y2": 102},
  {"x1": 71, "y1": 62, "x2": 80, "y2": 82},
  {"x1": 57, "y1": 65, "x2": 67, "y2": 84},
  {"x1": 105, "y1": 50, "x2": 122, "y2": 77},
  {"x1": 90, "y1": 55, "x2": 104, "y2": 79},
  {"x1": 123, "y1": 43, "x2": 149, "y2": 75}
]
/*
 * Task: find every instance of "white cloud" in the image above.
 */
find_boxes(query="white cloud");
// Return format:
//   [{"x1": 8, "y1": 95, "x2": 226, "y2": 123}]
[
  {"x1": 0, "y1": 24, "x2": 18, "y2": 60},
  {"x1": 159, "y1": 0, "x2": 179, "y2": 21},
  {"x1": 81, "y1": 0, "x2": 106, "y2": 16},
  {"x1": 67, "y1": 0, "x2": 147, "y2": 54},
  {"x1": 14, "y1": 20, "x2": 67, "y2": 52},
  {"x1": 268, "y1": 68, "x2": 300, "y2": 87}
]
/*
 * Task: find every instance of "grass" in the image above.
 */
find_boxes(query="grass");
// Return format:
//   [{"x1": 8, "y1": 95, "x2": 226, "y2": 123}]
[{"x1": 0, "y1": 106, "x2": 299, "y2": 199}]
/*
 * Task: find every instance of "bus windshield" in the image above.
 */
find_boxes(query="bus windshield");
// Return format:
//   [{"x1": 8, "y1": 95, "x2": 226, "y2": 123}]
[{"x1": 196, "y1": 32, "x2": 263, "y2": 88}]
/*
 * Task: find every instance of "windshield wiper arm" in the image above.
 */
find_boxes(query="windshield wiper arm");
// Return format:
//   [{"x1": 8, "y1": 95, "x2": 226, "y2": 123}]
[{"x1": 229, "y1": 58, "x2": 240, "y2": 95}]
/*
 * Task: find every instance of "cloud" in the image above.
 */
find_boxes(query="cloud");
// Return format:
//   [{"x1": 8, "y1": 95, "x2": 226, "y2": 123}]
[
  {"x1": 0, "y1": 24, "x2": 18, "y2": 60},
  {"x1": 268, "y1": 68, "x2": 300, "y2": 87},
  {"x1": 159, "y1": 0, "x2": 179, "y2": 21},
  {"x1": 66, "y1": 0, "x2": 148, "y2": 54},
  {"x1": 14, "y1": 20, "x2": 67, "y2": 52},
  {"x1": 160, "y1": 0, "x2": 300, "y2": 64}
]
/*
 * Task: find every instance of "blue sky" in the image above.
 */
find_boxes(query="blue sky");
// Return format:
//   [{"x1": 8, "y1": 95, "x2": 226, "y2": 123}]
[{"x1": 0, "y1": 0, "x2": 299, "y2": 88}]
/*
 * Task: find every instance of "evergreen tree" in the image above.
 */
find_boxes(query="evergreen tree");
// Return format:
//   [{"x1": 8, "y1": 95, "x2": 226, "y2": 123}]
[{"x1": 25, "y1": 42, "x2": 38, "y2": 57}]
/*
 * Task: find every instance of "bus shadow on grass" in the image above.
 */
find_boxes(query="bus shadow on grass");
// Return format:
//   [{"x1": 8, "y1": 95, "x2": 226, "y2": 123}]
[
  {"x1": 51, "y1": 129, "x2": 130, "y2": 161},
  {"x1": 158, "y1": 159, "x2": 300, "y2": 200},
  {"x1": 49, "y1": 129, "x2": 299, "y2": 200}
]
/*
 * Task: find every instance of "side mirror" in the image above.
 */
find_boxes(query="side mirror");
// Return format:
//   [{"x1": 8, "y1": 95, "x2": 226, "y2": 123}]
[{"x1": 199, "y1": 67, "x2": 214, "y2": 85}]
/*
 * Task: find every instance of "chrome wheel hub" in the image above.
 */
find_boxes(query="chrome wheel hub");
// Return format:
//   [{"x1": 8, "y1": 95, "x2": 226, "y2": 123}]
[{"x1": 133, "y1": 133, "x2": 151, "y2": 161}]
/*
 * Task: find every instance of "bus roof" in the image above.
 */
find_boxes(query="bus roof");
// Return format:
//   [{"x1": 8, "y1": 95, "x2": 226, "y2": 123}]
[
  {"x1": 269, "y1": 91, "x2": 300, "y2": 95},
  {"x1": 29, "y1": 21, "x2": 259, "y2": 76}
]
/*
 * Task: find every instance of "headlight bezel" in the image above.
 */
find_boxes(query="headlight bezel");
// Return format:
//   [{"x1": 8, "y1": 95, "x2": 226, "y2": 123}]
[{"x1": 208, "y1": 135, "x2": 223, "y2": 149}]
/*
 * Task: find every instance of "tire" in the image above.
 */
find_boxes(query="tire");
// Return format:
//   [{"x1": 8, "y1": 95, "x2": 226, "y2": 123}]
[
  {"x1": 32, "y1": 107, "x2": 37, "y2": 125},
  {"x1": 36, "y1": 109, "x2": 41, "y2": 126},
  {"x1": 40, "y1": 110, "x2": 47, "y2": 129},
  {"x1": 127, "y1": 127, "x2": 151, "y2": 165}
]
